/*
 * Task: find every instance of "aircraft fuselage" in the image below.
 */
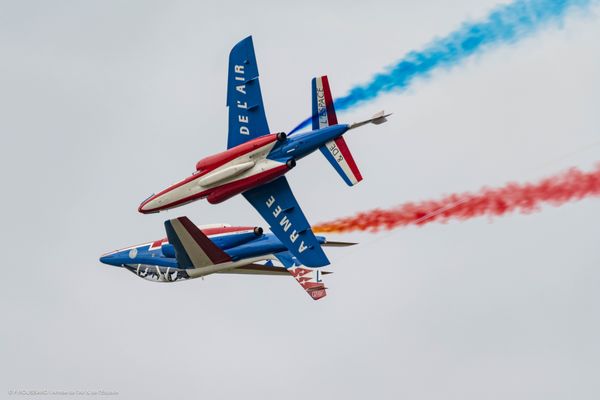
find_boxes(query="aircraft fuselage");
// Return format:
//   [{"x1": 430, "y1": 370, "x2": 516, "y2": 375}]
[
  {"x1": 100, "y1": 226, "x2": 326, "y2": 282},
  {"x1": 138, "y1": 124, "x2": 349, "y2": 214}
]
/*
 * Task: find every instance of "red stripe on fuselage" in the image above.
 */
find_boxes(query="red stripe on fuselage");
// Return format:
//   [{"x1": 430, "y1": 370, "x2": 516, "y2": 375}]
[
  {"x1": 207, "y1": 164, "x2": 289, "y2": 204},
  {"x1": 196, "y1": 134, "x2": 278, "y2": 171},
  {"x1": 149, "y1": 238, "x2": 169, "y2": 250},
  {"x1": 203, "y1": 226, "x2": 255, "y2": 236}
]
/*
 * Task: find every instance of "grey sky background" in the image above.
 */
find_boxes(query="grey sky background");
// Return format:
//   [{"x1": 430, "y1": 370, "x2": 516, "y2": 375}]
[{"x1": 2, "y1": 0, "x2": 599, "y2": 398}]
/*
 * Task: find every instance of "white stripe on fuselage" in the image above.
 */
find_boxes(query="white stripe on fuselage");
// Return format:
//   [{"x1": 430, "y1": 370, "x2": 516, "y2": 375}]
[
  {"x1": 145, "y1": 140, "x2": 283, "y2": 210},
  {"x1": 185, "y1": 254, "x2": 279, "y2": 278}
]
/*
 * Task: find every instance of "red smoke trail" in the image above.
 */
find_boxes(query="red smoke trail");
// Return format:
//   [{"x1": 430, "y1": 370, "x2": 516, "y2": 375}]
[{"x1": 313, "y1": 165, "x2": 600, "y2": 233}]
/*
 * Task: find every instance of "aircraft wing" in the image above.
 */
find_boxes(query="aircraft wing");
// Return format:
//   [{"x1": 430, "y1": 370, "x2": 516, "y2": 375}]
[
  {"x1": 226, "y1": 36, "x2": 270, "y2": 149},
  {"x1": 242, "y1": 177, "x2": 330, "y2": 267}
]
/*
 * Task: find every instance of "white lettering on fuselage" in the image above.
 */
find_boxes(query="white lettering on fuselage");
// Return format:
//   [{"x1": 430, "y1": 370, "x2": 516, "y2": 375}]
[
  {"x1": 234, "y1": 65, "x2": 249, "y2": 136},
  {"x1": 265, "y1": 195, "x2": 309, "y2": 253}
]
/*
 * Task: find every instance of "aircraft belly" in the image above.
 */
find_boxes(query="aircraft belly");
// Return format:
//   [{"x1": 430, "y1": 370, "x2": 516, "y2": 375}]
[
  {"x1": 185, "y1": 254, "x2": 275, "y2": 278},
  {"x1": 207, "y1": 159, "x2": 287, "y2": 188},
  {"x1": 154, "y1": 180, "x2": 209, "y2": 208},
  {"x1": 146, "y1": 159, "x2": 284, "y2": 210},
  {"x1": 140, "y1": 137, "x2": 282, "y2": 213},
  {"x1": 196, "y1": 161, "x2": 255, "y2": 186}
]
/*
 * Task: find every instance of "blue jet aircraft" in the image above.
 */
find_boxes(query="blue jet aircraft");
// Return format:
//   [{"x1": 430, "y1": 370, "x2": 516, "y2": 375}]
[{"x1": 100, "y1": 216, "x2": 354, "y2": 300}]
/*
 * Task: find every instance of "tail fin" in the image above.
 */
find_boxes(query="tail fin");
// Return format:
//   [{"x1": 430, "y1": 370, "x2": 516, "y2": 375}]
[
  {"x1": 164, "y1": 217, "x2": 231, "y2": 269},
  {"x1": 311, "y1": 76, "x2": 338, "y2": 130},
  {"x1": 311, "y1": 76, "x2": 363, "y2": 186}
]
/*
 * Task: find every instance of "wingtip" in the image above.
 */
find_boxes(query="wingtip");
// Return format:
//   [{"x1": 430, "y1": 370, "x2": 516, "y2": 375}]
[
  {"x1": 322, "y1": 241, "x2": 358, "y2": 247},
  {"x1": 371, "y1": 110, "x2": 392, "y2": 125},
  {"x1": 307, "y1": 286, "x2": 327, "y2": 300}
]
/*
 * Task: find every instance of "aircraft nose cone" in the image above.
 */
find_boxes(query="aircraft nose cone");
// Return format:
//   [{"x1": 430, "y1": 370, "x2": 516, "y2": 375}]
[
  {"x1": 138, "y1": 194, "x2": 157, "y2": 214},
  {"x1": 99, "y1": 253, "x2": 120, "y2": 267},
  {"x1": 138, "y1": 202, "x2": 148, "y2": 214}
]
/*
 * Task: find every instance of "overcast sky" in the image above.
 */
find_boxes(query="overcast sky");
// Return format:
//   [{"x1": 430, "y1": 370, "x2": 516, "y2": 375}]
[{"x1": 2, "y1": 0, "x2": 599, "y2": 399}]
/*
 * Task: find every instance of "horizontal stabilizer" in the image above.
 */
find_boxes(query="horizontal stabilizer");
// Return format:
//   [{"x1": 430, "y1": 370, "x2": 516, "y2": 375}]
[{"x1": 319, "y1": 136, "x2": 363, "y2": 186}]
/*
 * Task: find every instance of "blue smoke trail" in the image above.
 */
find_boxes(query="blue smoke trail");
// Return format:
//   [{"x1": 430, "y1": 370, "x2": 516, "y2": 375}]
[{"x1": 290, "y1": 0, "x2": 592, "y2": 134}]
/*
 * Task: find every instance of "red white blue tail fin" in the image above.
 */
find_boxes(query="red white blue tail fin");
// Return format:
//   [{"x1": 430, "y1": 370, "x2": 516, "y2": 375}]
[
  {"x1": 312, "y1": 76, "x2": 338, "y2": 130},
  {"x1": 164, "y1": 217, "x2": 231, "y2": 269},
  {"x1": 312, "y1": 76, "x2": 363, "y2": 187}
]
